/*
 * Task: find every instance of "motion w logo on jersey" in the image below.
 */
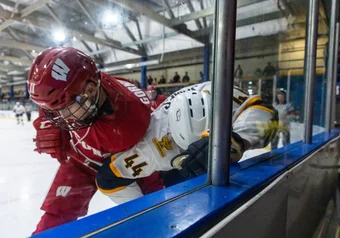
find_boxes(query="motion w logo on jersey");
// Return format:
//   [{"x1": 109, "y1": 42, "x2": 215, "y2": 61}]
[{"x1": 56, "y1": 186, "x2": 71, "y2": 197}]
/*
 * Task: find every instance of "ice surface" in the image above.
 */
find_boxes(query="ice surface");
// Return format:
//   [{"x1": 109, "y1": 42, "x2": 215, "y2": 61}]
[{"x1": 0, "y1": 117, "x2": 114, "y2": 238}]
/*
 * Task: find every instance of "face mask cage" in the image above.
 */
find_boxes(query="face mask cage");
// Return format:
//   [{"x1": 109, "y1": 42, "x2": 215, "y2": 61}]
[{"x1": 42, "y1": 80, "x2": 101, "y2": 131}]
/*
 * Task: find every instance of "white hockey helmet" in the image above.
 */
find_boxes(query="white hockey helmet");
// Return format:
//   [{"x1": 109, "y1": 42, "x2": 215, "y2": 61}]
[{"x1": 168, "y1": 90, "x2": 211, "y2": 150}]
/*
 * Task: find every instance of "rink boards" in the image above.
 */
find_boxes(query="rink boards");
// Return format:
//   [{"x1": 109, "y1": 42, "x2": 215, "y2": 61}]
[{"x1": 31, "y1": 129, "x2": 340, "y2": 238}]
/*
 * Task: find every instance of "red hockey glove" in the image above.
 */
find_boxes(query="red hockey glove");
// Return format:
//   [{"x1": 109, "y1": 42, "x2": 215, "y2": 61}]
[{"x1": 33, "y1": 117, "x2": 71, "y2": 164}]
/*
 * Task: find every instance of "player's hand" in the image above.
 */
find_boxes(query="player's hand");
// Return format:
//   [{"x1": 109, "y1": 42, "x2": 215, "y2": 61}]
[
  {"x1": 171, "y1": 137, "x2": 209, "y2": 179},
  {"x1": 33, "y1": 117, "x2": 70, "y2": 164},
  {"x1": 171, "y1": 133, "x2": 245, "y2": 179}
]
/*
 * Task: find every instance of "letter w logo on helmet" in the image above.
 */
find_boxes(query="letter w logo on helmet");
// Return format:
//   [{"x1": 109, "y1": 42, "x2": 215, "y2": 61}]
[{"x1": 52, "y1": 58, "x2": 70, "y2": 81}]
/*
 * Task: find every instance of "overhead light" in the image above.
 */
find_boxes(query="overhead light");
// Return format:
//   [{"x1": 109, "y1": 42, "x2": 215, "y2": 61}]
[
  {"x1": 31, "y1": 50, "x2": 39, "y2": 57},
  {"x1": 53, "y1": 29, "x2": 66, "y2": 42},
  {"x1": 72, "y1": 36, "x2": 77, "y2": 41},
  {"x1": 103, "y1": 10, "x2": 121, "y2": 26},
  {"x1": 125, "y1": 63, "x2": 134, "y2": 69},
  {"x1": 7, "y1": 71, "x2": 24, "y2": 76}
]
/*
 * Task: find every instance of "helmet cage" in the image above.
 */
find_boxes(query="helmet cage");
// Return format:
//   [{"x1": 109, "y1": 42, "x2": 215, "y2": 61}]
[{"x1": 42, "y1": 80, "x2": 101, "y2": 131}]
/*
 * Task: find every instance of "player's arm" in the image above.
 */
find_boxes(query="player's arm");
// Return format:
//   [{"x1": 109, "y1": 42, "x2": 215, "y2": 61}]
[
  {"x1": 233, "y1": 98, "x2": 278, "y2": 149},
  {"x1": 33, "y1": 109, "x2": 71, "y2": 164},
  {"x1": 95, "y1": 157, "x2": 145, "y2": 204},
  {"x1": 95, "y1": 142, "x2": 164, "y2": 198},
  {"x1": 95, "y1": 127, "x2": 175, "y2": 202}
]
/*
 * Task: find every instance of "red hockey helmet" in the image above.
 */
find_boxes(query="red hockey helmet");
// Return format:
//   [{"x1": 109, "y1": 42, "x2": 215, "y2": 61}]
[
  {"x1": 27, "y1": 47, "x2": 100, "y2": 130},
  {"x1": 146, "y1": 85, "x2": 157, "y2": 100},
  {"x1": 147, "y1": 85, "x2": 156, "y2": 91},
  {"x1": 28, "y1": 47, "x2": 98, "y2": 110}
]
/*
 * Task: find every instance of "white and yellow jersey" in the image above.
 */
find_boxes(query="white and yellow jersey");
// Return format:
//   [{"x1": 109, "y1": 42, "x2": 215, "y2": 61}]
[
  {"x1": 109, "y1": 82, "x2": 277, "y2": 179},
  {"x1": 13, "y1": 104, "x2": 25, "y2": 115}
]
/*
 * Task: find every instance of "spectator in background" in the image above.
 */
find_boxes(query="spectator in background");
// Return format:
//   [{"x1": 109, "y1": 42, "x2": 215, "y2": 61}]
[
  {"x1": 13, "y1": 101, "x2": 25, "y2": 125},
  {"x1": 182, "y1": 72, "x2": 190, "y2": 83},
  {"x1": 25, "y1": 102, "x2": 33, "y2": 122},
  {"x1": 253, "y1": 68, "x2": 262, "y2": 80},
  {"x1": 147, "y1": 75, "x2": 153, "y2": 86},
  {"x1": 271, "y1": 91, "x2": 294, "y2": 149},
  {"x1": 199, "y1": 71, "x2": 204, "y2": 83},
  {"x1": 154, "y1": 78, "x2": 158, "y2": 85},
  {"x1": 263, "y1": 62, "x2": 277, "y2": 77},
  {"x1": 146, "y1": 85, "x2": 166, "y2": 111},
  {"x1": 159, "y1": 75, "x2": 166, "y2": 84},
  {"x1": 172, "y1": 72, "x2": 180, "y2": 83},
  {"x1": 234, "y1": 65, "x2": 243, "y2": 79}
]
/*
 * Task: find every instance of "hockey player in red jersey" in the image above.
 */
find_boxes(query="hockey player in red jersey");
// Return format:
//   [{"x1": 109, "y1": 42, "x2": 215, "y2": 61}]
[
  {"x1": 27, "y1": 47, "x2": 163, "y2": 234},
  {"x1": 146, "y1": 85, "x2": 166, "y2": 111}
]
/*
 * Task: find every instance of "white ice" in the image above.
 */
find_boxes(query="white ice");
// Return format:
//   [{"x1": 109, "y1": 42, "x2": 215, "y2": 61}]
[
  {"x1": 0, "y1": 112, "x2": 325, "y2": 237},
  {"x1": 0, "y1": 115, "x2": 114, "y2": 238}
]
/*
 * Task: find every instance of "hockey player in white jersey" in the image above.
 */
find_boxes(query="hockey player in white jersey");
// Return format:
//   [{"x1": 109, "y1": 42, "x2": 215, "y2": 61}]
[
  {"x1": 95, "y1": 82, "x2": 278, "y2": 203},
  {"x1": 13, "y1": 102, "x2": 26, "y2": 125}
]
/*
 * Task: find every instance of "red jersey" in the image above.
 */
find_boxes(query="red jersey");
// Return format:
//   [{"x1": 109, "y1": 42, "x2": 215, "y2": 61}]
[
  {"x1": 68, "y1": 73, "x2": 152, "y2": 174},
  {"x1": 150, "y1": 94, "x2": 166, "y2": 111},
  {"x1": 33, "y1": 74, "x2": 162, "y2": 234}
]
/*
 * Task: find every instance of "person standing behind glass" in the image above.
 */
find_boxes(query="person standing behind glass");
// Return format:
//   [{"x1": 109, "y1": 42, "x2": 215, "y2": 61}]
[
  {"x1": 198, "y1": 71, "x2": 204, "y2": 83},
  {"x1": 172, "y1": 72, "x2": 180, "y2": 83},
  {"x1": 263, "y1": 62, "x2": 277, "y2": 77},
  {"x1": 253, "y1": 68, "x2": 262, "y2": 80},
  {"x1": 271, "y1": 91, "x2": 293, "y2": 149},
  {"x1": 25, "y1": 102, "x2": 33, "y2": 122},
  {"x1": 234, "y1": 65, "x2": 243, "y2": 78},
  {"x1": 182, "y1": 72, "x2": 190, "y2": 83},
  {"x1": 159, "y1": 75, "x2": 166, "y2": 84}
]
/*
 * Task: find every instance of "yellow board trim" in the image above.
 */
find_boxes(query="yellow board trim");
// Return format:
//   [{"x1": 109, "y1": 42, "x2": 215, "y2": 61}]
[
  {"x1": 109, "y1": 163, "x2": 122, "y2": 178},
  {"x1": 95, "y1": 180, "x2": 127, "y2": 194},
  {"x1": 279, "y1": 68, "x2": 325, "y2": 76}
]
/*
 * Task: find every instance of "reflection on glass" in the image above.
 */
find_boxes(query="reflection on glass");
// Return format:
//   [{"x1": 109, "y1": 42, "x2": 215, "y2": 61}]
[{"x1": 233, "y1": 0, "x2": 328, "y2": 159}]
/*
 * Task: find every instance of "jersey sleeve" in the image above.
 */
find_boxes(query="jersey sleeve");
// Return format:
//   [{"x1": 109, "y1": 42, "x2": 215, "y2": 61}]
[
  {"x1": 233, "y1": 96, "x2": 278, "y2": 149},
  {"x1": 110, "y1": 109, "x2": 181, "y2": 179}
]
